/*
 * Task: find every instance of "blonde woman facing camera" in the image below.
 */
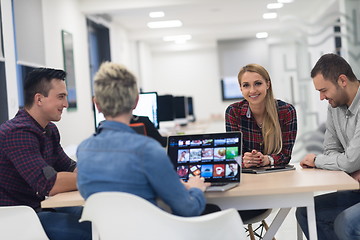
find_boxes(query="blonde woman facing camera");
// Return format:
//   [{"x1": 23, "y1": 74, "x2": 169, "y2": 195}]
[{"x1": 225, "y1": 64, "x2": 297, "y2": 168}]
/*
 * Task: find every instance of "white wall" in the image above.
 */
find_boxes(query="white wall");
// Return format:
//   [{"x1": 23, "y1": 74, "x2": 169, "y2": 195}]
[
  {"x1": 41, "y1": 0, "x2": 95, "y2": 147},
  {"x1": 150, "y1": 47, "x2": 230, "y2": 123},
  {"x1": 109, "y1": 24, "x2": 133, "y2": 67},
  {"x1": 2, "y1": 0, "x2": 19, "y2": 119},
  {"x1": 41, "y1": 0, "x2": 134, "y2": 147},
  {"x1": 217, "y1": 38, "x2": 270, "y2": 76},
  {"x1": 343, "y1": 0, "x2": 360, "y2": 78},
  {"x1": 137, "y1": 41, "x2": 154, "y2": 91}
]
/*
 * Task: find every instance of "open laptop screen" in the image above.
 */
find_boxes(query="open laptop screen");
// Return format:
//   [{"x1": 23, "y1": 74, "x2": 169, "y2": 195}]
[{"x1": 167, "y1": 132, "x2": 242, "y2": 184}]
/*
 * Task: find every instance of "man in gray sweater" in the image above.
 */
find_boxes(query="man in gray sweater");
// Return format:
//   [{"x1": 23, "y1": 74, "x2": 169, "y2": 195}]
[{"x1": 296, "y1": 53, "x2": 360, "y2": 240}]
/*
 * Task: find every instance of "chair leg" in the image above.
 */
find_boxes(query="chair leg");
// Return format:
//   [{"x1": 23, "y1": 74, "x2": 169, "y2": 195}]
[
  {"x1": 248, "y1": 224, "x2": 256, "y2": 240},
  {"x1": 262, "y1": 220, "x2": 276, "y2": 240}
]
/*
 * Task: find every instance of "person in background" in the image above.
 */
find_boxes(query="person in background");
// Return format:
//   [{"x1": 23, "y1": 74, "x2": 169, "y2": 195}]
[
  {"x1": 0, "y1": 68, "x2": 91, "y2": 240},
  {"x1": 76, "y1": 62, "x2": 215, "y2": 217},
  {"x1": 130, "y1": 114, "x2": 167, "y2": 147},
  {"x1": 225, "y1": 63, "x2": 297, "y2": 221},
  {"x1": 296, "y1": 53, "x2": 360, "y2": 240}
]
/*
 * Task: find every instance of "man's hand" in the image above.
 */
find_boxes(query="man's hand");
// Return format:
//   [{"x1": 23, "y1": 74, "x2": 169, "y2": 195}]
[{"x1": 300, "y1": 153, "x2": 317, "y2": 168}]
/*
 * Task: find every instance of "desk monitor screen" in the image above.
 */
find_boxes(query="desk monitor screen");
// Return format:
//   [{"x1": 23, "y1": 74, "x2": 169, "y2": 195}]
[
  {"x1": 167, "y1": 132, "x2": 242, "y2": 185},
  {"x1": 158, "y1": 94, "x2": 175, "y2": 122},
  {"x1": 221, "y1": 76, "x2": 244, "y2": 101},
  {"x1": 187, "y1": 96, "x2": 195, "y2": 122},
  {"x1": 94, "y1": 106, "x2": 105, "y2": 129},
  {"x1": 133, "y1": 92, "x2": 159, "y2": 129},
  {"x1": 173, "y1": 96, "x2": 188, "y2": 126},
  {"x1": 94, "y1": 92, "x2": 159, "y2": 129}
]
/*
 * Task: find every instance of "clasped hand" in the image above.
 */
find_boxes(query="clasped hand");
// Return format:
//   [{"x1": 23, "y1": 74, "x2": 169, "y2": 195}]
[{"x1": 243, "y1": 150, "x2": 267, "y2": 168}]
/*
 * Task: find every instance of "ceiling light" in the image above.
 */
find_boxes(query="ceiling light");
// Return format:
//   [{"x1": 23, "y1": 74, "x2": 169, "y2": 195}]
[
  {"x1": 277, "y1": 0, "x2": 294, "y2": 3},
  {"x1": 174, "y1": 39, "x2": 188, "y2": 44},
  {"x1": 256, "y1": 32, "x2": 269, "y2": 39},
  {"x1": 149, "y1": 11, "x2": 165, "y2": 18},
  {"x1": 263, "y1": 12, "x2": 278, "y2": 19},
  {"x1": 163, "y1": 34, "x2": 192, "y2": 42},
  {"x1": 267, "y1": 3, "x2": 284, "y2": 9},
  {"x1": 147, "y1": 20, "x2": 182, "y2": 29}
]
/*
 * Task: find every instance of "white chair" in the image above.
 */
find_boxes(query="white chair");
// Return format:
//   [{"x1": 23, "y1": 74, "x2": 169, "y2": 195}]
[
  {"x1": 0, "y1": 205, "x2": 49, "y2": 240},
  {"x1": 80, "y1": 191, "x2": 246, "y2": 240}
]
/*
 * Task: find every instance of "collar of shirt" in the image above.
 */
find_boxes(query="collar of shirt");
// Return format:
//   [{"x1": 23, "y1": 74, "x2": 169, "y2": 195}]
[
  {"x1": 239, "y1": 100, "x2": 251, "y2": 117},
  {"x1": 347, "y1": 82, "x2": 360, "y2": 116},
  {"x1": 17, "y1": 109, "x2": 50, "y2": 135},
  {"x1": 97, "y1": 120, "x2": 135, "y2": 135}
]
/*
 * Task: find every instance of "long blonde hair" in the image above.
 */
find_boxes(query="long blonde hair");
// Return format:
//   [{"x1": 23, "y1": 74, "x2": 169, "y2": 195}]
[{"x1": 238, "y1": 64, "x2": 282, "y2": 154}]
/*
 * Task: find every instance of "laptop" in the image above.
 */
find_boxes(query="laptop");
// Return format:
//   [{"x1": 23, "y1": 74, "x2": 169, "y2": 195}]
[
  {"x1": 242, "y1": 164, "x2": 295, "y2": 174},
  {"x1": 167, "y1": 132, "x2": 242, "y2": 192}
]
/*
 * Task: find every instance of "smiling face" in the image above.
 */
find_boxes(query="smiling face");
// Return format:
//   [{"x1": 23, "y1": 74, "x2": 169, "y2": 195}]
[
  {"x1": 313, "y1": 73, "x2": 348, "y2": 108},
  {"x1": 239, "y1": 71, "x2": 270, "y2": 106},
  {"x1": 37, "y1": 79, "x2": 69, "y2": 124}
]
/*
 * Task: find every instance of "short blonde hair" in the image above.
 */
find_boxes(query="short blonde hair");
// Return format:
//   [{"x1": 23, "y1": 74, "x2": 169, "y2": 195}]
[{"x1": 94, "y1": 62, "x2": 138, "y2": 117}]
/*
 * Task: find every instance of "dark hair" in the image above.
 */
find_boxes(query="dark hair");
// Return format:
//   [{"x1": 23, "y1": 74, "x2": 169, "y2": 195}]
[
  {"x1": 311, "y1": 53, "x2": 357, "y2": 84},
  {"x1": 24, "y1": 68, "x2": 66, "y2": 108}
]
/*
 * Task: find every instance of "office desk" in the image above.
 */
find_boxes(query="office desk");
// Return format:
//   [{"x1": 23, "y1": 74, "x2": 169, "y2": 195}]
[
  {"x1": 41, "y1": 165, "x2": 359, "y2": 240},
  {"x1": 41, "y1": 190, "x2": 84, "y2": 209},
  {"x1": 206, "y1": 165, "x2": 359, "y2": 240}
]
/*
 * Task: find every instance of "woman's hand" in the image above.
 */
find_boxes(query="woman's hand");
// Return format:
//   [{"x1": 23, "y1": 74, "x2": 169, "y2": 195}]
[{"x1": 242, "y1": 150, "x2": 270, "y2": 168}]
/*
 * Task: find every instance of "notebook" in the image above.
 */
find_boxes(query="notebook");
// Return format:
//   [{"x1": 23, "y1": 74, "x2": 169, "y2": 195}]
[
  {"x1": 167, "y1": 132, "x2": 242, "y2": 192},
  {"x1": 242, "y1": 164, "x2": 295, "y2": 174}
]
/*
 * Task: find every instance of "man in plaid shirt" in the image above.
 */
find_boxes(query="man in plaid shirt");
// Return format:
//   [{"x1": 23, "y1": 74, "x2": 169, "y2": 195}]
[{"x1": 0, "y1": 68, "x2": 91, "y2": 240}]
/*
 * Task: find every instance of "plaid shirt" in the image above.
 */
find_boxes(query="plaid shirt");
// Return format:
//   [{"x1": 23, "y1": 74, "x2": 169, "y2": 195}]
[
  {"x1": 0, "y1": 109, "x2": 76, "y2": 210},
  {"x1": 225, "y1": 99, "x2": 297, "y2": 165}
]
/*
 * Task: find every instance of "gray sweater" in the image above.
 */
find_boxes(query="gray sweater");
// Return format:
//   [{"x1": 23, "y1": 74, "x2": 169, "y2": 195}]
[{"x1": 315, "y1": 84, "x2": 360, "y2": 173}]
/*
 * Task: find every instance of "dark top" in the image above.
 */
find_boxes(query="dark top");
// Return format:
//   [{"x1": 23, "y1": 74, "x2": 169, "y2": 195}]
[{"x1": 131, "y1": 115, "x2": 167, "y2": 147}]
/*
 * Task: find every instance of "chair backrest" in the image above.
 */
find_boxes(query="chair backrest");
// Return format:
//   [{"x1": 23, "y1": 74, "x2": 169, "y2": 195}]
[
  {"x1": 80, "y1": 192, "x2": 246, "y2": 240},
  {"x1": 0, "y1": 205, "x2": 49, "y2": 240},
  {"x1": 129, "y1": 122, "x2": 147, "y2": 135}
]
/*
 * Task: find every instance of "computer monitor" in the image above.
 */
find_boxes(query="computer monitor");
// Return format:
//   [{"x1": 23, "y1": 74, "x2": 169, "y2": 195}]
[
  {"x1": 173, "y1": 96, "x2": 188, "y2": 126},
  {"x1": 133, "y1": 92, "x2": 159, "y2": 129},
  {"x1": 187, "y1": 96, "x2": 195, "y2": 122},
  {"x1": 221, "y1": 76, "x2": 243, "y2": 101},
  {"x1": 93, "y1": 92, "x2": 159, "y2": 130},
  {"x1": 94, "y1": 105, "x2": 105, "y2": 130},
  {"x1": 158, "y1": 94, "x2": 175, "y2": 122}
]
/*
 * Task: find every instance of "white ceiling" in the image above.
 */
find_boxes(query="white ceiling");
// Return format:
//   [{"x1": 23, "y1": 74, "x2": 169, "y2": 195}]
[{"x1": 79, "y1": 0, "x2": 336, "y2": 49}]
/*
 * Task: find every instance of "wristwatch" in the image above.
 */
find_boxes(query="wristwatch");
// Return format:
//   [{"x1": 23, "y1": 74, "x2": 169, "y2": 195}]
[{"x1": 268, "y1": 155, "x2": 274, "y2": 165}]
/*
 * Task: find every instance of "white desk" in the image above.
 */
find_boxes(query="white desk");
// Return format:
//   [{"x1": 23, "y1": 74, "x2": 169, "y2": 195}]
[
  {"x1": 206, "y1": 165, "x2": 359, "y2": 240},
  {"x1": 42, "y1": 165, "x2": 359, "y2": 240}
]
